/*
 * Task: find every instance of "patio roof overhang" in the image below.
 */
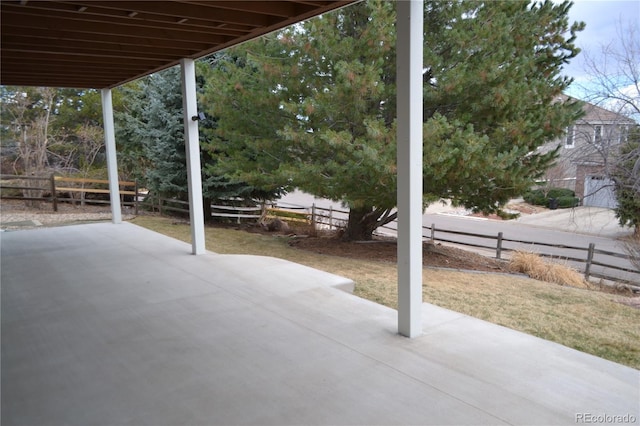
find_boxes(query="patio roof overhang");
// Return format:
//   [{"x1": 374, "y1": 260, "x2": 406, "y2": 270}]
[{"x1": 0, "y1": 0, "x2": 355, "y2": 89}]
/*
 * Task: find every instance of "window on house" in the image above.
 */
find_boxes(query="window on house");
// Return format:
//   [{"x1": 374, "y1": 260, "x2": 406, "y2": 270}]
[
  {"x1": 565, "y1": 125, "x2": 575, "y2": 148},
  {"x1": 619, "y1": 125, "x2": 629, "y2": 143},
  {"x1": 594, "y1": 125, "x2": 602, "y2": 145}
]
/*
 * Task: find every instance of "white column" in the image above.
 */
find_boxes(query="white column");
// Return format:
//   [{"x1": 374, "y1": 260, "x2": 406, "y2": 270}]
[
  {"x1": 180, "y1": 58, "x2": 206, "y2": 255},
  {"x1": 396, "y1": 0, "x2": 423, "y2": 338},
  {"x1": 101, "y1": 88, "x2": 122, "y2": 224}
]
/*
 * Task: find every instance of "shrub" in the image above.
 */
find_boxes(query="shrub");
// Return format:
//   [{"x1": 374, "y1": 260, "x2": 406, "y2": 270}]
[
  {"x1": 523, "y1": 188, "x2": 577, "y2": 208},
  {"x1": 556, "y1": 196, "x2": 580, "y2": 208},
  {"x1": 547, "y1": 188, "x2": 575, "y2": 198},
  {"x1": 523, "y1": 191, "x2": 547, "y2": 206},
  {"x1": 497, "y1": 210, "x2": 520, "y2": 220},
  {"x1": 509, "y1": 251, "x2": 589, "y2": 288}
]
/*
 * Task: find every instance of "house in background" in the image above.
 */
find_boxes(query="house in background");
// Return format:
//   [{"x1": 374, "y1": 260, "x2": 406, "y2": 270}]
[{"x1": 539, "y1": 96, "x2": 637, "y2": 209}]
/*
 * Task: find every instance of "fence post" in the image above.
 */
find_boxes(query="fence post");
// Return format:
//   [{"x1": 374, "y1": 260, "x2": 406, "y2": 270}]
[
  {"x1": 50, "y1": 174, "x2": 58, "y2": 212},
  {"x1": 329, "y1": 206, "x2": 333, "y2": 230},
  {"x1": 496, "y1": 232, "x2": 503, "y2": 259},
  {"x1": 311, "y1": 204, "x2": 316, "y2": 228},
  {"x1": 134, "y1": 180, "x2": 139, "y2": 215},
  {"x1": 585, "y1": 243, "x2": 595, "y2": 281},
  {"x1": 430, "y1": 223, "x2": 435, "y2": 242}
]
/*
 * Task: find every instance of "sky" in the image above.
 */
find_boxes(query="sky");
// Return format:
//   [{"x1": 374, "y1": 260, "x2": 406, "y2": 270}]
[{"x1": 560, "y1": 0, "x2": 639, "y2": 102}]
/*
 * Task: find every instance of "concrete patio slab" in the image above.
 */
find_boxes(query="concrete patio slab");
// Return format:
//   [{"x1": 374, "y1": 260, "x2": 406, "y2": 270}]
[{"x1": 1, "y1": 223, "x2": 638, "y2": 425}]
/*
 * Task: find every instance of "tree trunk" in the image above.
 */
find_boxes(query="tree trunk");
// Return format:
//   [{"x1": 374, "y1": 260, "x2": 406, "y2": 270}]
[
  {"x1": 203, "y1": 197, "x2": 212, "y2": 223},
  {"x1": 342, "y1": 205, "x2": 379, "y2": 241}
]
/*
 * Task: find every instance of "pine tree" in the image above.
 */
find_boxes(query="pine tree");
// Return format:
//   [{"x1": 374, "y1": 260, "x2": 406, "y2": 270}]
[
  {"x1": 612, "y1": 126, "x2": 640, "y2": 233},
  {"x1": 199, "y1": 57, "x2": 285, "y2": 207},
  {"x1": 135, "y1": 67, "x2": 189, "y2": 201},
  {"x1": 114, "y1": 81, "x2": 150, "y2": 183},
  {"x1": 203, "y1": 0, "x2": 584, "y2": 240},
  {"x1": 115, "y1": 65, "x2": 269, "y2": 217},
  {"x1": 421, "y1": 0, "x2": 585, "y2": 210}
]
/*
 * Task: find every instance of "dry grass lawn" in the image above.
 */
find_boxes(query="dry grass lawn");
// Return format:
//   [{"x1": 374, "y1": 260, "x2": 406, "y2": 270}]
[{"x1": 130, "y1": 216, "x2": 640, "y2": 369}]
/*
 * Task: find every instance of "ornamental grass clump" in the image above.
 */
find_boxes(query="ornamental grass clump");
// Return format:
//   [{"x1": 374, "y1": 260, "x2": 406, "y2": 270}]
[{"x1": 509, "y1": 251, "x2": 590, "y2": 289}]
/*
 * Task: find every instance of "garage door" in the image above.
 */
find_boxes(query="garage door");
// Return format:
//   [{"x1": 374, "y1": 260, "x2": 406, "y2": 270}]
[{"x1": 583, "y1": 176, "x2": 618, "y2": 209}]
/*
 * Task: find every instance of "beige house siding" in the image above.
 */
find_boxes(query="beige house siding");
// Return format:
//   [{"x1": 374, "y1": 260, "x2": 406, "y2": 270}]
[{"x1": 540, "y1": 96, "x2": 636, "y2": 201}]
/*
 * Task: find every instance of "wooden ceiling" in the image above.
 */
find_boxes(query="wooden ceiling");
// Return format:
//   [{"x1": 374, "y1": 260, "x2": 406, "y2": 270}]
[{"x1": 1, "y1": 1, "x2": 355, "y2": 89}]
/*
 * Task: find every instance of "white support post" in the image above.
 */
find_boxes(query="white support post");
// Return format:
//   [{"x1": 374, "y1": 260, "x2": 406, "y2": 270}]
[
  {"x1": 180, "y1": 58, "x2": 206, "y2": 255},
  {"x1": 101, "y1": 88, "x2": 122, "y2": 224},
  {"x1": 396, "y1": 0, "x2": 424, "y2": 338}
]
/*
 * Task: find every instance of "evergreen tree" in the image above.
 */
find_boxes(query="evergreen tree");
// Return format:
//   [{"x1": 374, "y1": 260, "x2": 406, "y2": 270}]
[
  {"x1": 420, "y1": 0, "x2": 585, "y2": 210},
  {"x1": 203, "y1": 0, "x2": 584, "y2": 240},
  {"x1": 136, "y1": 67, "x2": 189, "y2": 201},
  {"x1": 114, "y1": 81, "x2": 150, "y2": 183},
  {"x1": 115, "y1": 65, "x2": 267, "y2": 216},
  {"x1": 116, "y1": 67, "x2": 219, "y2": 202},
  {"x1": 199, "y1": 52, "x2": 293, "y2": 204},
  {"x1": 197, "y1": 58, "x2": 283, "y2": 209},
  {"x1": 612, "y1": 126, "x2": 640, "y2": 234}
]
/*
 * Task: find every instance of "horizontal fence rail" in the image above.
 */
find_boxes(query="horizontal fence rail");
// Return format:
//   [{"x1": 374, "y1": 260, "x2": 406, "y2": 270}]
[
  {"x1": 0, "y1": 174, "x2": 139, "y2": 214},
  {"x1": 7, "y1": 181, "x2": 634, "y2": 286},
  {"x1": 155, "y1": 198, "x2": 190, "y2": 215},
  {"x1": 0, "y1": 174, "x2": 57, "y2": 209},
  {"x1": 274, "y1": 203, "x2": 638, "y2": 286},
  {"x1": 156, "y1": 199, "x2": 266, "y2": 222},
  {"x1": 420, "y1": 223, "x2": 638, "y2": 286},
  {"x1": 211, "y1": 204, "x2": 262, "y2": 220}
]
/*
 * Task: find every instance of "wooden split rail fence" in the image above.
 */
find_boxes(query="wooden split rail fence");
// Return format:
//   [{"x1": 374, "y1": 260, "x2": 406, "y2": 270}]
[
  {"x1": 7, "y1": 179, "x2": 632, "y2": 285},
  {"x1": 155, "y1": 199, "x2": 342, "y2": 227},
  {"x1": 155, "y1": 198, "x2": 264, "y2": 222},
  {"x1": 417, "y1": 223, "x2": 639, "y2": 285},
  {"x1": 305, "y1": 205, "x2": 639, "y2": 286},
  {"x1": 150, "y1": 199, "x2": 638, "y2": 286},
  {"x1": 0, "y1": 174, "x2": 139, "y2": 214}
]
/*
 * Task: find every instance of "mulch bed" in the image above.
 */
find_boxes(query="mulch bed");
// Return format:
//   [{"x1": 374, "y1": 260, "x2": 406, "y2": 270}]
[{"x1": 288, "y1": 235, "x2": 511, "y2": 273}]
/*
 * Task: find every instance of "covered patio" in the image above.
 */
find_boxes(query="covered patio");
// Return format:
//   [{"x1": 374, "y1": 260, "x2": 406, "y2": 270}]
[
  {"x1": 2, "y1": 2, "x2": 638, "y2": 424},
  {"x1": 2, "y1": 223, "x2": 638, "y2": 425},
  {"x1": 1, "y1": 0, "x2": 424, "y2": 337}
]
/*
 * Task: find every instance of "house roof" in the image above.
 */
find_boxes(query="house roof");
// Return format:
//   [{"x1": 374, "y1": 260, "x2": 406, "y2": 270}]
[
  {"x1": 0, "y1": 1, "x2": 355, "y2": 89},
  {"x1": 580, "y1": 102, "x2": 636, "y2": 124},
  {"x1": 558, "y1": 94, "x2": 636, "y2": 125}
]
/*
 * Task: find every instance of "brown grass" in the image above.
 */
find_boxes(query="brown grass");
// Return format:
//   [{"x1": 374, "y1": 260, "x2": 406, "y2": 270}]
[
  {"x1": 129, "y1": 216, "x2": 640, "y2": 369},
  {"x1": 509, "y1": 251, "x2": 590, "y2": 289}
]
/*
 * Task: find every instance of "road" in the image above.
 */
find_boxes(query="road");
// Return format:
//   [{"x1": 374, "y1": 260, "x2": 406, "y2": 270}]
[{"x1": 277, "y1": 191, "x2": 638, "y2": 284}]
